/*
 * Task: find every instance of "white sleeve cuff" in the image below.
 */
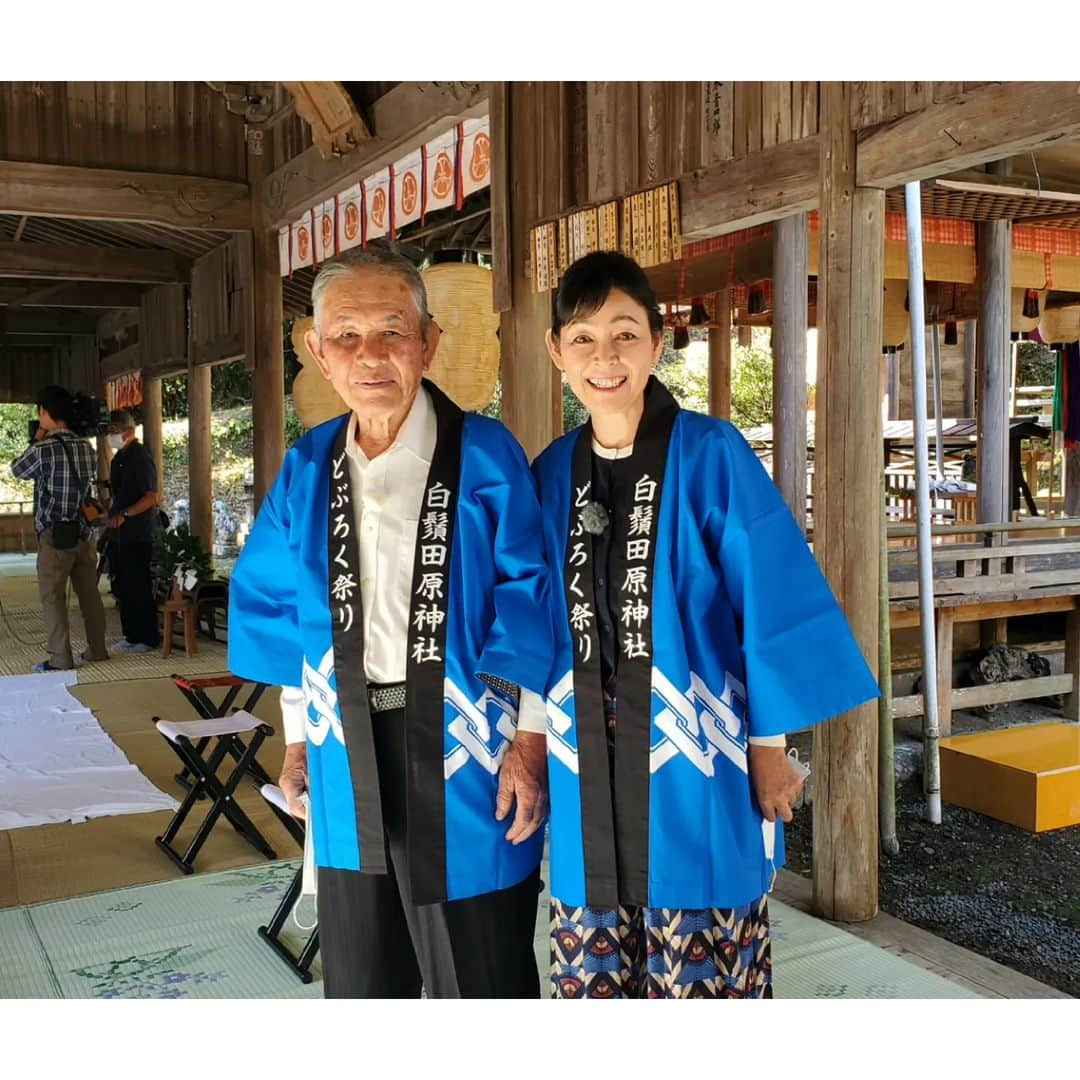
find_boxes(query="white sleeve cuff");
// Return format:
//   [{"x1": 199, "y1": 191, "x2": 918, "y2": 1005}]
[
  {"x1": 515, "y1": 688, "x2": 548, "y2": 735},
  {"x1": 280, "y1": 685, "x2": 307, "y2": 745},
  {"x1": 748, "y1": 734, "x2": 787, "y2": 747}
]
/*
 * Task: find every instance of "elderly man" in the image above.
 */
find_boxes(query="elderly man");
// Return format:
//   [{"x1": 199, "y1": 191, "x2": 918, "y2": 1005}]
[
  {"x1": 228, "y1": 247, "x2": 553, "y2": 998},
  {"x1": 105, "y1": 408, "x2": 161, "y2": 652}
]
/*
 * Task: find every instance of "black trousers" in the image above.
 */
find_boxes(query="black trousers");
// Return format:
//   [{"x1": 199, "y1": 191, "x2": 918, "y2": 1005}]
[
  {"x1": 112, "y1": 540, "x2": 159, "y2": 647},
  {"x1": 316, "y1": 707, "x2": 542, "y2": 999}
]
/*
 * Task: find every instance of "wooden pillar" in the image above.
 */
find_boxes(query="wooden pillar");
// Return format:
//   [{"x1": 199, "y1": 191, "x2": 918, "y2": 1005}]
[
  {"x1": 96, "y1": 378, "x2": 113, "y2": 488},
  {"x1": 976, "y1": 165, "x2": 1012, "y2": 525},
  {"x1": 885, "y1": 351, "x2": 900, "y2": 421},
  {"x1": 962, "y1": 320, "x2": 976, "y2": 419},
  {"x1": 1065, "y1": 447, "x2": 1080, "y2": 517},
  {"x1": 708, "y1": 288, "x2": 732, "y2": 420},
  {"x1": 737, "y1": 324, "x2": 753, "y2": 348},
  {"x1": 141, "y1": 373, "x2": 164, "y2": 493},
  {"x1": 811, "y1": 82, "x2": 883, "y2": 924},
  {"x1": 187, "y1": 362, "x2": 212, "y2": 550},
  {"x1": 772, "y1": 214, "x2": 808, "y2": 528},
  {"x1": 500, "y1": 82, "x2": 562, "y2": 461},
  {"x1": 250, "y1": 138, "x2": 285, "y2": 513}
]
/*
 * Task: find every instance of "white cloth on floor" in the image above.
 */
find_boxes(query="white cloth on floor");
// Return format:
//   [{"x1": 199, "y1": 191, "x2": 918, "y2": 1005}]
[{"x1": 0, "y1": 670, "x2": 177, "y2": 831}]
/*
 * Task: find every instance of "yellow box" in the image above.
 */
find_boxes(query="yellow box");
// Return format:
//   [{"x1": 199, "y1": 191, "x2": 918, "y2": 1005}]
[{"x1": 940, "y1": 723, "x2": 1080, "y2": 832}]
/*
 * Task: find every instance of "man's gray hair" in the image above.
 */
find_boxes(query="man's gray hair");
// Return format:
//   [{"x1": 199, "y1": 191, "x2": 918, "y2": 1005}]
[{"x1": 310, "y1": 246, "x2": 431, "y2": 334}]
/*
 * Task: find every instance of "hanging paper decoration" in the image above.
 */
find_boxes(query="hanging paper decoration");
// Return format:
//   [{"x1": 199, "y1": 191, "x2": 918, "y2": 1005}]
[
  {"x1": 393, "y1": 149, "x2": 423, "y2": 233},
  {"x1": 423, "y1": 129, "x2": 458, "y2": 218},
  {"x1": 364, "y1": 167, "x2": 391, "y2": 243},
  {"x1": 107, "y1": 370, "x2": 143, "y2": 412},
  {"x1": 337, "y1": 182, "x2": 364, "y2": 252},
  {"x1": 458, "y1": 116, "x2": 491, "y2": 202},
  {"x1": 291, "y1": 210, "x2": 314, "y2": 271},
  {"x1": 276, "y1": 114, "x2": 491, "y2": 278},
  {"x1": 315, "y1": 197, "x2": 336, "y2": 264},
  {"x1": 278, "y1": 226, "x2": 290, "y2": 276}
]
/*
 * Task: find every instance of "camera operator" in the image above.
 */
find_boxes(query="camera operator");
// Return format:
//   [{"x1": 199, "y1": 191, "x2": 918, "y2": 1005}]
[
  {"x1": 104, "y1": 409, "x2": 161, "y2": 652},
  {"x1": 10, "y1": 385, "x2": 109, "y2": 673}
]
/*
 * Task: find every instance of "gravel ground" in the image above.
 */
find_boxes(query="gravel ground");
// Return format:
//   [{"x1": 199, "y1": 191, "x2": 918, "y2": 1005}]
[{"x1": 784, "y1": 703, "x2": 1080, "y2": 998}]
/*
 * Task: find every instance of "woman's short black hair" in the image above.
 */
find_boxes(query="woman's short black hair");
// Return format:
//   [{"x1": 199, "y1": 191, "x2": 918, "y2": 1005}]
[
  {"x1": 552, "y1": 251, "x2": 664, "y2": 340},
  {"x1": 35, "y1": 385, "x2": 73, "y2": 425}
]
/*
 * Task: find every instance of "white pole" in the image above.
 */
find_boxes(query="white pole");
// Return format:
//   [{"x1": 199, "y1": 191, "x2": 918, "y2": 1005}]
[{"x1": 904, "y1": 182, "x2": 942, "y2": 825}]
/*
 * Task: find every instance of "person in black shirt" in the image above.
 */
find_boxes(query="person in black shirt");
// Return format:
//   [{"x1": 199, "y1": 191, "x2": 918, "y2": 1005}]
[{"x1": 106, "y1": 409, "x2": 161, "y2": 651}]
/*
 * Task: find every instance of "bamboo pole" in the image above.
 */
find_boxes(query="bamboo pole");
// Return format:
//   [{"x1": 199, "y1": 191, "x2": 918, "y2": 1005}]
[{"x1": 904, "y1": 180, "x2": 942, "y2": 826}]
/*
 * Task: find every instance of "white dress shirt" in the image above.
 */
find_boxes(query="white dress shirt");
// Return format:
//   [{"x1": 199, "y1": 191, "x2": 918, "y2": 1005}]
[
  {"x1": 590, "y1": 439, "x2": 784, "y2": 749},
  {"x1": 281, "y1": 387, "x2": 548, "y2": 743}
]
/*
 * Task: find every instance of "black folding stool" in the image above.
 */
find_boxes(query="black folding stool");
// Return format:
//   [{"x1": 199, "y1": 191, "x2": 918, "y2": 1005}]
[
  {"x1": 256, "y1": 784, "x2": 320, "y2": 983},
  {"x1": 168, "y1": 675, "x2": 272, "y2": 793},
  {"x1": 152, "y1": 709, "x2": 278, "y2": 875}
]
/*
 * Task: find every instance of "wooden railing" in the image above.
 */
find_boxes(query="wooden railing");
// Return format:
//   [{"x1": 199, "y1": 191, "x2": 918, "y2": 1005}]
[{"x1": 887, "y1": 519, "x2": 1080, "y2": 732}]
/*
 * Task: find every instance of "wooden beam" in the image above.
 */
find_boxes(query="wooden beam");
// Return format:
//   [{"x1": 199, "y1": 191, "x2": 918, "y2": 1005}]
[
  {"x1": 500, "y1": 83, "x2": 561, "y2": 461},
  {"x1": 258, "y1": 82, "x2": 487, "y2": 229},
  {"x1": 101, "y1": 343, "x2": 140, "y2": 378},
  {"x1": 0, "y1": 242, "x2": 190, "y2": 283},
  {"x1": 250, "y1": 132, "x2": 285, "y2": 514},
  {"x1": 489, "y1": 82, "x2": 512, "y2": 314},
  {"x1": 812, "y1": 82, "x2": 883, "y2": 925},
  {"x1": 857, "y1": 82, "x2": 1080, "y2": 190},
  {"x1": 772, "y1": 213, "x2": 808, "y2": 530},
  {"x1": 282, "y1": 82, "x2": 370, "y2": 161},
  {"x1": 976, "y1": 163, "x2": 1012, "y2": 525},
  {"x1": 933, "y1": 170, "x2": 1080, "y2": 203},
  {"x1": 708, "y1": 288, "x2": 731, "y2": 419},
  {"x1": 188, "y1": 362, "x2": 213, "y2": 550},
  {"x1": 0, "y1": 160, "x2": 250, "y2": 231},
  {"x1": 0, "y1": 309, "x2": 98, "y2": 334},
  {"x1": 680, "y1": 135, "x2": 819, "y2": 242},
  {"x1": 2, "y1": 282, "x2": 145, "y2": 308},
  {"x1": 142, "y1": 375, "x2": 165, "y2": 500}
]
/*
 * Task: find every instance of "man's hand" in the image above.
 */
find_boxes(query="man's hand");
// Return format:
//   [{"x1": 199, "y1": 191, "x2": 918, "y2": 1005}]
[
  {"x1": 107, "y1": 515, "x2": 125, "y2": 530},
  {"x1": 749, "y1": 744, "x2": 805, "y2": 824},
  {"x1": 33, "y1": 425, "x2": 47, "y2": 443},
  {"x1": 495, "y1": 731, "x2": 548, "y2": 845},
  {"x1": 280, "y1": 742, "x2": 309, "y2": 820}
]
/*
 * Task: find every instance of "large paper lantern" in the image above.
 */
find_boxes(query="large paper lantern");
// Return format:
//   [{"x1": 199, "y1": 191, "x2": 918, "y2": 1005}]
[
  {"x1": 290, "y1": 317, "x2": 348, "y2": 430},
  {"x1": 1039, "y1": 304, "x2": 1080, "y2": 345},
  {"x1": 1011, "y1": 288, "x2": 1046, "y2": 334},
  {"x1": 422, "y1": 259, "x2": 500, "y2": 412}
]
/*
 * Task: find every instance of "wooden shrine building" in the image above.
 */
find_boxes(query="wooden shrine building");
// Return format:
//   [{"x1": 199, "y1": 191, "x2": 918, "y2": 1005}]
[{"x1": 5, "y1": 80, "x2": 1080, "y2": 926}]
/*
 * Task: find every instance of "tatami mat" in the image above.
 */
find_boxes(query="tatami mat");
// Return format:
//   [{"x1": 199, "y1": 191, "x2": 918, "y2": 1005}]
[
  {"x1": 0, "y1": 860, "x2": 979, "y2": 999},
  {"x1": 0, "y1": 592, "x2": 230, "y2": 682}
]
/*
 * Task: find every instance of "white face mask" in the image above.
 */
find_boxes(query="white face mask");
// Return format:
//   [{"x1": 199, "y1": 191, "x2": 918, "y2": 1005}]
[{"x1": 107, "y1": 433, "x2": 125, "y2": 451}]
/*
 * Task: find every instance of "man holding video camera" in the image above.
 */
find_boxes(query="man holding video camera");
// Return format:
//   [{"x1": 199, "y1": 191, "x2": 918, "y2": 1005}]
[{"x1": 10, "y1": 385, "x2": 109, "y2": 673}]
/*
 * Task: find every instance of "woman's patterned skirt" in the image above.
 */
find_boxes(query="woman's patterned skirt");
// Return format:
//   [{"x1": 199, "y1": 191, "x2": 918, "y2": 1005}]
[{"x1": 550, "y1": 895, "x2": 772, "y2": 999}]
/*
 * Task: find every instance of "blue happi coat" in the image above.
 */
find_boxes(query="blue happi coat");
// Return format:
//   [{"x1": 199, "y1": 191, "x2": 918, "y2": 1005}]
[
  {"x1": 228, "y1": 382, "x2": 553, "y2": 904},
  {"x1": 533, "y1": 378, "x2": 880, "y2": 910}
]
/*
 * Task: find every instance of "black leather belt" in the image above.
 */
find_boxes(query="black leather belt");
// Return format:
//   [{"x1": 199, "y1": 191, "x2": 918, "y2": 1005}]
[{"x1": 367, "y1": 682, "x2": 407, "y2": 714}]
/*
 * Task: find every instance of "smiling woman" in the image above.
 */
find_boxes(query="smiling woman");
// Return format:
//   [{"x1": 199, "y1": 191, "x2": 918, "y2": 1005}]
[{"x1": 533, "y1": 250, "x2": 880, "y2": 1000}]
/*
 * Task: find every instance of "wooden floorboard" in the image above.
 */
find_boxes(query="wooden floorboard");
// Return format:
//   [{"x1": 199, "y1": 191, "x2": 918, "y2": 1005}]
[{"x1": 774, "y1": 870, "x2": 1070, "y2": 998}]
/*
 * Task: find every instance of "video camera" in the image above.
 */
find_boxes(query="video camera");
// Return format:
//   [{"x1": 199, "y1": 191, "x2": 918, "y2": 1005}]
[{"x1": 28, "y1": 392, "x2": 108, "y2": 441}]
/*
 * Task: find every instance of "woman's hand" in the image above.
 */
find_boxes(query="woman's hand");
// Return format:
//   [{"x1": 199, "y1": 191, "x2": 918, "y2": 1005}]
[{"x1": 749, "y1": 744, "x2": 805, "y2": 823}]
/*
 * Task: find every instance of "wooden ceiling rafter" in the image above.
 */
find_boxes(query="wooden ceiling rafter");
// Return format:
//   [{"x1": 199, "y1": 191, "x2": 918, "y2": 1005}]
[{"x1": 282, "y1": 82, "x2": 371, "y2": 161}]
